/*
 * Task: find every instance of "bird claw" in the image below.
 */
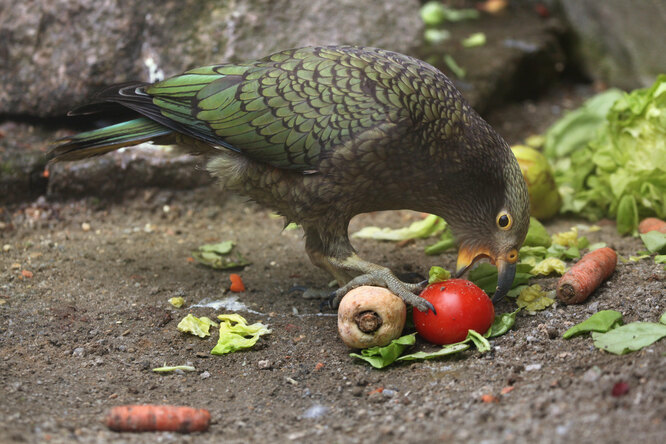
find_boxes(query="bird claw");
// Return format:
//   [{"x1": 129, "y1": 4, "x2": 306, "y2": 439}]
[{"x1": 325, "y1": 273, "x2": 435, "y2": 314}]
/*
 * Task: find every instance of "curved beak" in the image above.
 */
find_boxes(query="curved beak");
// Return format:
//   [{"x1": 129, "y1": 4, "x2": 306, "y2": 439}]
[
  {"x1": 455, "y1": 244, "x2": 517, "y2": 304},
  {"x1": 455, "y1": 243, "x2": 491, "y2": 278},
  {"x1": 494, "y1": 259, "x2": 516, "y2": 303}
]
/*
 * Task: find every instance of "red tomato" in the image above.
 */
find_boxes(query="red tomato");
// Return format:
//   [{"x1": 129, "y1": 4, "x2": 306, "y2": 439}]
[{"x1": 413, "y1": 279, "x2": 494, "y2": 344}]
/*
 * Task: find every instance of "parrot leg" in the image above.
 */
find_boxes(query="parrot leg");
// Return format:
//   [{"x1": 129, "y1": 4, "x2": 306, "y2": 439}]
[{"x1": 326, "y1": 254, "x2": 434, "y2": 313}]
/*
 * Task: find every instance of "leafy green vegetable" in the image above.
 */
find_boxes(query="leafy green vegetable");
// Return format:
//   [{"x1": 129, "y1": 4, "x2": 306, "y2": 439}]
[
  {"x1": 428, "y1": 266, "x2": 451, "y2": 284},
  {"x1": 152, "y1": 365, "x2": 196, "y2": 373},
  {"x1": 211, "y1": 314, "x2": 271, "y2": 355},
  {"x1": 592, "y1": 322, "x2": 666, "y2": 355},
  {"x1": 468, "y1": 263, "x2": 533, "y2": 295},
  {"x1": 177, "y1": 314, "x2": 218, "y2": 338},
  {"x1": 640, "y1": 231, "x2": 666, "y2": 253},
  {"x1": 168, "y1": 297, "x2": 185, "y2": 308},
  {"x1": 420, "y1": 1, "x2": 479, "y2": 26},
  {"x1": 350, "y1": 333, "x2": 416, "y2": 369},
  {"x1": 397, "y1": 343, "x2": 470, "y2": 361},
  {"x1": 655, "y1": 255, "x2": 666, "y2": 264},
  {"x1": 544, "y1": 89, "x2": 624, "y2": 159},
  {"x1": 530, "y1": 257, "x2": 567, "y2": 276},
  {"x1": 524, "y1": 217, "x2": 552, "y2": 247},
  {"x1": 467, "y1": 329, "x2": 491, "y2": 353},
  {"x1": 487, "y1": 308, "x2": 520, "y2": 338},
  {"x1": 351, "y1": 214, "x2": 445, "y2": 241},
  {"x1": 546, "y1": 77, "x2": 666, "y2": 232},
  {"x1": 516, "y1": 285, "x2": 554, "y2": 312},
  {"x1": 660, "y1": 311, "x2": 666, "y2": 325},
  {"x1": 192, "y1": 241, "x2": 251, "y2": 270},
  {"x1": 563, "y1": 310, "x2": 623, "y2": 339},
  {"x1": 443, "y1": 54, "x2": 465, "y2": 79},
  {"x1": 425, "y1": 229, "x2": 456, "y2": 255},
  {"x1": 462, "y1": 32, "x2": 486, "y2": 47}
]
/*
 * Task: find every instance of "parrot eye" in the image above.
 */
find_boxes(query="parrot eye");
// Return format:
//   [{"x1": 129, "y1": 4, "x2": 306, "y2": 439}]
[
  {"x1": 507, "y1": 248, "x2": 519, "y2": 263},
  {"x1": 496, "y1": 212, "x2": 512, "y2": 230}
]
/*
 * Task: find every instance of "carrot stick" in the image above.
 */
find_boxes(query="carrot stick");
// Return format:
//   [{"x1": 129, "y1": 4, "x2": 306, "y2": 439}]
[
  {"x1": 556, "y1": 247, "x2": 617, "y2": 305},
  {"x1": 229, "y1": 273, "x2": 245, "y2": 292},
  {"x1": 104, "y1": 405, "x2": 211, "y2": 433},
  {"x1": 638, "y1": 217, "x2": 666, "y2": 234}
]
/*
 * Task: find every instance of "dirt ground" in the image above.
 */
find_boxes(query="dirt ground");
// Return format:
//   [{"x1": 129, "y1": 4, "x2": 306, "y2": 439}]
[{"x1": 1, "y1": 86, "x2": 665, "y2": 444}]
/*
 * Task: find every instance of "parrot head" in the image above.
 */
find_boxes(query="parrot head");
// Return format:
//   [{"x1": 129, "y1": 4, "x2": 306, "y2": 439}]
[{"x1": 437, "y1": 123, "x2": 530, "y2": 303}]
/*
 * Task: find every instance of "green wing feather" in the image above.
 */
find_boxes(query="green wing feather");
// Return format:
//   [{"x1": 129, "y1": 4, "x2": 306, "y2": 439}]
[{"x1": 144, "y1": 47, "x2": 412, "y2": 171}]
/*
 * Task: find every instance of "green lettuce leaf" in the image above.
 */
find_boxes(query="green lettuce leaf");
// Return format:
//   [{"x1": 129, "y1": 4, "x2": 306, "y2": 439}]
[
  {"x1": 350, "y1": 333, "x2": 416, "y2": 368},
  {"x1": 192, "y1": 241, "x2": 251, "y2": 270},
  {"x1": 640, "y1": 231, "x2": 666, "y2": 253},
  {"x1": 177, "y1": 314, "x2": 218, "y2": 338},
  {"x1": 351, "y1": 214, "x2": 446, "y2": 241},
  {"x1": 563, "y1": 310, "x2": 623, "y2": 339},
  {"x1": 211, "y1": 314, "x2": 271, "y2": 355},
  {"x1": 546, "y1": 77, "x2": 666, "y2": 232},
  {"x1": 487, "y1": 308, "x2": 521, "y2": 338},
  {"x1": 592, "y1": 322, "x2": 666, "y2": 355}
]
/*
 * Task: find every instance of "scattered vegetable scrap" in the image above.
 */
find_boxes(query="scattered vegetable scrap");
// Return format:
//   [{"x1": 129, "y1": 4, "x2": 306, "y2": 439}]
[
  {"x1": 21, "y1": 269, "x2": 33, "y2": 278},
  {"x1": 168, "y1": 297, "x2": 185, "y2": 308},
  {"x1": 351, "y1": 214, "x2": 445, "y2": 241},
  {"x1": 177, "y1": 314, "x2": 218, "y2": 338},
  {"x1": 152, "y1": 365, "x2": 196, "y2": 373},
  {"x1": 211, "y1": 313, "x2": 271, "y2": 355},
  {"x1": 229, "y1": 273, "x2": 245, "y2": 292},
  {"x1": 104, "y1": 405, "x2": 211, "y2": 433},
  {"x1": 564, "y1": 310, "x2": 666, "y2": 355},
  {"x1": 337, "y1": 286, "x2": 407, "y2": 349},
  {"x1": 556, "y1": 247, "x2": 617, "y2": 305},
  {"x1": 191, "y1": 241, "x2": 250, "y2": 270},
  {"x1": 611, "y1": 381, "x2": 630, "y2": 397},
  {"x1": 562, "y1": 310, "x2": 623, "y2": 339},
  {"x1": 481, "y1": 394, "x2": 499, "y2": 403},
  {"x1": 516, "y1": 285, "x2": 554, "y2": 312},
  {"x1": 638, "y1": 217, "x2": 666, "y2": 234}
]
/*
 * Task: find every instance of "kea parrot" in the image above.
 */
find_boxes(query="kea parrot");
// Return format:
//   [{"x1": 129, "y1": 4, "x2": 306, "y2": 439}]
[{"x1": 49, "y1": 46, "x2": 530, "y2": 313}]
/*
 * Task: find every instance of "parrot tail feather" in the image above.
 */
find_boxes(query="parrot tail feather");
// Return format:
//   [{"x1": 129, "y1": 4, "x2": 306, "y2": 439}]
[{"x1": 48, "y1": 118, "x2": 172, "y2": 162}]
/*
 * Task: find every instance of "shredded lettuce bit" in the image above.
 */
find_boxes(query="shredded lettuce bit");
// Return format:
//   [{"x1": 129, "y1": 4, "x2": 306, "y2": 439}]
[
  {"x1": 177, "y1": 314, "x2": 218, "y2": 338},
  {"x1": 351, "y1": 214, "x2": 445, "y2": 241},
  {"x1": 211, "y1": 314, "x2": 271, "y2": 355},
  {"x1": 428, "y1": 266, "x2": 451, "y2": 284},
  {"x1": 516, "y1": 284, "x2": 554, "y2": 312},
  {"x1": 192, "y1": 241, "x2": 251, "y2": 270},
  {"x1": 152, "y1": 365, "x2": 196, "y2": 373},
  {"x1": 530, "y1": 257, "x2": 567, "y2": 276},
  {"x1": 168, "y1": 297, "x2": 185, "y2": 308}
]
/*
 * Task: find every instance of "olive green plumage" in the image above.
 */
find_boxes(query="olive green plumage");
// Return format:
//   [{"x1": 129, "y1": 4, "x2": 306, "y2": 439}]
[{"x1": 50, "y1": 46, "x2": 530, "y2": 311}]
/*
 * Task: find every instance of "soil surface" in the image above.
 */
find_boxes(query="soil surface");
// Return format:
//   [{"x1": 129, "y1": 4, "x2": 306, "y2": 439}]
[{"x1": 2, "y1": 87, "x2": 665, "y2": 444}]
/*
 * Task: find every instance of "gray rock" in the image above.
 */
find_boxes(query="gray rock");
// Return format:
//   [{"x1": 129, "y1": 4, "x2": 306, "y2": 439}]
[
  {"x1": 0, "y1": 0, "x2": 422, "y2": 117},
  {"x1": 557, "y1": 0, "x2": 666, "y2": 89}
]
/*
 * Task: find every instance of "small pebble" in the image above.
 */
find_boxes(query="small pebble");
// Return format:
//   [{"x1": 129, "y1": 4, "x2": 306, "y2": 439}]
[
  {"x1": 72, "y1": 347, "x2": 86, "y2": 357},
  {"x1": 525, "y1": 363, "x2": 542, "y2": 371},
  {"x1": 81, "y1": 222, "x2": 91, "y2": 232},
  {"x1": 200, "y1": 371, "x2": 211, "y2": 379},
  {"x1": 257, "y1": 359, "x2": 272, "y2": 370}
]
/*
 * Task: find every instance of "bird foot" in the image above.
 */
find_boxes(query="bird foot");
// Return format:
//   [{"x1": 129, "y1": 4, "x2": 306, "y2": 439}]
[{"x1": 327, "y1": 272, "x2": 433, "y2": 314}]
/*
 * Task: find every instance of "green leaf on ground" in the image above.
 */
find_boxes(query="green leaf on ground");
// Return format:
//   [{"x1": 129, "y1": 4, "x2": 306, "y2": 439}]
[
  {"x1": 563, "y1": 310, "x2": 623, "y2": 339},
  {"x1": 592, "y1": 322, "x2": 666, "y2": 355},
  {"x1": 211, "y1": 314, "x2": 271, "y2": 355},
  {"x1": 350, "y1": 333, "x2": 416, "y2": 369},
  {"x1": 487, "y1": 308, "x2": 521, "y2": 338}
]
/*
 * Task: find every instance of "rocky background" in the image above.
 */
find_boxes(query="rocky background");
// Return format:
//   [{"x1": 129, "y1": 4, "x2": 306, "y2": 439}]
[{"x1": 0, "y1": 0, "x2": 664, "y2": 200}]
